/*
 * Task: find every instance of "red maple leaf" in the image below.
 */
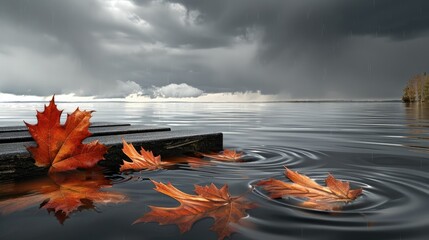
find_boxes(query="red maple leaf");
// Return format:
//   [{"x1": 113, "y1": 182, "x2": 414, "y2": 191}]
[{"x1": 25, "y1": 96, "x2": 108, "y2": 173}]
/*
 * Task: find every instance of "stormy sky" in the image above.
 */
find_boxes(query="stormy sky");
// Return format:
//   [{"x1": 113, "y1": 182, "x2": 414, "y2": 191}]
[{"x1": 0, "y1": 0, "x2": 428, "y2": 99}]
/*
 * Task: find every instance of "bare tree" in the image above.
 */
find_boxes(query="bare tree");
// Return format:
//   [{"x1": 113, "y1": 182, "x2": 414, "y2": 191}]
[{"x1": 402, "y1": 73, "x2": 428, "y2": 103}]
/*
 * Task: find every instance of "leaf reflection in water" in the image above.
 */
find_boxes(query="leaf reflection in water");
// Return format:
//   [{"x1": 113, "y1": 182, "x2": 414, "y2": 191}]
[{"x1": 0, "y1": 169, "x2": 127, "y2": 224}]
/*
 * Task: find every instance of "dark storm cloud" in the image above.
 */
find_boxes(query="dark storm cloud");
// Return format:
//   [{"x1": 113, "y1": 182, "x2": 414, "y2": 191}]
[
  {"x1": 171, "y1": 0, "x2": 429, "y2": 39},
  {"x1": 164, "y1": 0, "x2": 429, "y2": 54},
  {"x1": 162, "y1": 0, "x2": 429, "y2": 98},
  {"x1": 0, "y1": 0, "x2": 428, "y2": 98}
]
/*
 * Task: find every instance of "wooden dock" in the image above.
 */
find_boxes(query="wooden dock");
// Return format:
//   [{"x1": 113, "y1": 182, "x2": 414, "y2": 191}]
[{"x1": 0, "y1": 123, "x2": 223, "y2": 180}]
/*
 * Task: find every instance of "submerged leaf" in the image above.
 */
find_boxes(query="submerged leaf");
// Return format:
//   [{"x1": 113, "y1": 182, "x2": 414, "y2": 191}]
[
  {"x1": 25, "y1": 96, "x2": 108, "y2": 173},
  {"x1": 135, "y1": 180, "x2": 255, "y2": 240},
  {"x1": 257, "y1": 168, "x2": 362, "y2": 210}
]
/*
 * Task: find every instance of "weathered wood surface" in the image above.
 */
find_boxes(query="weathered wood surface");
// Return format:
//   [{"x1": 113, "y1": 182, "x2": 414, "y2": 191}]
[
  {"x1": 0, "y1": 125, "x2": 171, "y2": 143},
  {"x1": 0, "y1": 122, "x2": 130, "y2": 133},
  {"x1": 0, "y1": 123, "x2": 223, "y2": 180}
]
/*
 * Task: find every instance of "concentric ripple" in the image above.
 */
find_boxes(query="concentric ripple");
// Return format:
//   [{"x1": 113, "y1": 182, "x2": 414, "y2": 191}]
[
  {"x1": 97, "y1": 144, "x2": 429, "y2": 240},
  {"x1": 166, "y1": 146, "x2": 328, "y2": 180},
  {"x1": 244, "y1": 161, "x2": 429, "y2": 240}
]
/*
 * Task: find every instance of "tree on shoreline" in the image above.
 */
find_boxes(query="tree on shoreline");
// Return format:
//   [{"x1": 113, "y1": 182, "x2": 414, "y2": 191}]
[{"x1": 402, "y1": 73, "x2": 429, "y2": 103}]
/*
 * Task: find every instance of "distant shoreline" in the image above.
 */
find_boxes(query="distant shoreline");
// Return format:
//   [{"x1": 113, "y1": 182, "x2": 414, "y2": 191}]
[{"x1": 0, "y1": 99, "x2": 402, "y2": 103}]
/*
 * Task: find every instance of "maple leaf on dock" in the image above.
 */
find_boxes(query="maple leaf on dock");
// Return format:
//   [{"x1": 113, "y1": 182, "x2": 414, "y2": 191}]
[
  {"x1": 257, "y1": 168, "x2": 362, "y2": 211},
  {"x1": 120, "y1": 139, "x2": 206, "y2": 171},
  {"x1": 25, "y1": 96, "x2": 108, "y2": 173},
  {"x1": 135, "y1": 180, "x2": 255, "y2": 240},
  {"x1": 120, "y1": 139, "x2": 166, "y2": 171}
]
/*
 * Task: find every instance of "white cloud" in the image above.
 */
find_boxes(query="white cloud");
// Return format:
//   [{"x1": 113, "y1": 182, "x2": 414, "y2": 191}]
[
  {"x1": 125, "y1": 91, "x2": 279, "y2": 102},
  {"x1": 168, "y1": 2, "x2": 199, "y2": 26},
  {"x1": 151, "y1": 83, "x2": 203, "y2": 98},
  {"x1": 126, "y1": 85, "x2": 279, "y2": 102},
  {"x1": 0, "y1": 81, "x2": 280, "y2": 102}
]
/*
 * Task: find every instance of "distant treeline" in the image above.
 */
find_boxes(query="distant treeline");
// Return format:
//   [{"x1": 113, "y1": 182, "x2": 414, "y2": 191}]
[{"x1": 402, "y1": 72, "x2": 429, "y2": 103}]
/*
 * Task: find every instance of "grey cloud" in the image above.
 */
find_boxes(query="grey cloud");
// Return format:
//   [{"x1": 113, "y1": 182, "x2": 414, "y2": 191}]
[
  {"x1": 0, "y1": 0, "x2": 428, "y2": 99},
  {"x1": 165, "y1": 0, "x2": 429, "y2": 40},
  {"x1": 161, "y1": 0, "x2": 429, "y2": 98},
  {"x1": 162, "y1": 0, "x2": 429, "y2": 59}
]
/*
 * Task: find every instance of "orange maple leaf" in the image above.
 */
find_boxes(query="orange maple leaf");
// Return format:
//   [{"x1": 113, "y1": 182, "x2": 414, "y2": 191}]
[
  {"x1": 25, "y1": 96, "x2": 108, "y2": 173},
  {"x1": 135, "y1": 180, "x2": 255, "y2": 240},
  {"x1": 163, "y1": 155, "x2": 211, "y2": 168},
  {"x1": 257, "y1": 168, "x2": 362, "y2": 211},
  {"x1": 120, "y1": 139, "x2": 206, "y2": 171},
  {"x1": 200, "y1": 149, "x2": 243, "y2": 161},
  {"x1": 0, "y1": 170, "x2": 127, "y2": 224}
]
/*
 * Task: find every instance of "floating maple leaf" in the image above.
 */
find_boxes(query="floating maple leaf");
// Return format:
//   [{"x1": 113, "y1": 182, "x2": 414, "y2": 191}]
[
  {"x1": 257, "y1": 168, "x2": 362, "y2": 211},
  {"x1": 200, "y1": 149, "x2": 243, "y2": 161},
  {"x1": 25, "y1": 96, "x2": 108, "y2": 173},
  {"x1": 0, "y1": 170, "x2": 127, "y2": 224},
  {"x1": 163, "y1": 156, "x2": 211, "y2": 168},
  {"x1": 135, "y1": 180, "x2": 255, "y2": 240},
  {"x1": 120, "y1": 139, "x2": 206, "y2": 171}
]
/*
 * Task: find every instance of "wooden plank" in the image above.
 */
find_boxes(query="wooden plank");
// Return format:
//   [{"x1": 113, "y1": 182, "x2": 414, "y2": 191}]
[
  {"x1": 0, "y1": 125, "x2": 171, "y2": 143},
  {"x1": 0, "y1": 130, "x2": 223, "y2": 180},
  {"x1": 0, "y1": 122, "x2": 130, "y2": 133}
]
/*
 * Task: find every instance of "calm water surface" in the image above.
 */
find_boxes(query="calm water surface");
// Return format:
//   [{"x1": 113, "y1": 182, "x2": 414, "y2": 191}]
[{"x1": 0, "y1": 102, "x2": 428, "y2": 240}]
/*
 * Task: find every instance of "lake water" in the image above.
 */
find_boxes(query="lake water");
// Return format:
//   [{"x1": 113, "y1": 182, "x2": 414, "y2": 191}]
[{"x1": 0, "y1": 101, "x2": 428, "y2": 240}]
